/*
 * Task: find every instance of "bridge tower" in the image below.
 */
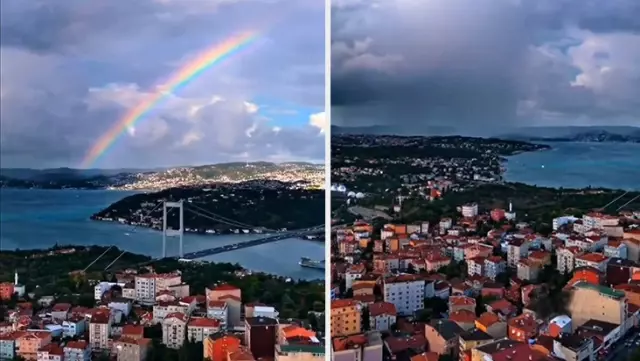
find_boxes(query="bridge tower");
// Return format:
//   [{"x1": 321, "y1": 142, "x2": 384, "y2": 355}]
[{"x1": 162, "y1": 200, "x2": 184, "y2": 258}]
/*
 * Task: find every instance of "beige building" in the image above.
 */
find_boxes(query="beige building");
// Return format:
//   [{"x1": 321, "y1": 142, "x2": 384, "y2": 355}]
[
  {"x1": 162, "y1": 312, "x2": 187, "y2": 349},
  {"x1": 517, "y1": 259, "x2": 540, "y2": 281},
  {"x1": 187, "y1": 317, "x2": 221, "y2": 342},
  {"x1": 113, "y1": 337, "x2": 151, "y2": 361},
  {"x1": 331, "y1": 299, "x2": 361, "y2": 337},
  {"x1": 568, "y1": 282, "x2": 627, "y2": 330},
  {"x1": 89, "y1": 314, "x2": 110, "y2": 351}
]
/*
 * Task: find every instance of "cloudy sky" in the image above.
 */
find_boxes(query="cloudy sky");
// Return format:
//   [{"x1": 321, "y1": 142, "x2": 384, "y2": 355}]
[
  {"x1": 1, "y1": 0, "x2": 325, "y2": 169},
  {"x1": 332, "y1": 0, "x2": 640, "y2": 134}
]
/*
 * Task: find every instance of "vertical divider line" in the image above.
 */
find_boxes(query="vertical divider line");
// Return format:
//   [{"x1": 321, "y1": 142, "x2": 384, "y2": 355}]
[{"x1": 324, "y1": 0, "x2": 332, "y2": 358}]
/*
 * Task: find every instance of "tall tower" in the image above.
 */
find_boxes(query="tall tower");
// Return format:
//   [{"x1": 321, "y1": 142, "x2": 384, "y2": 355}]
[
  {"x1": 162, "y1": 200, "x2": 185, "y2": 258},
  {"x1": 14, "y1": 270, "x2": 18, "y2": 285}
]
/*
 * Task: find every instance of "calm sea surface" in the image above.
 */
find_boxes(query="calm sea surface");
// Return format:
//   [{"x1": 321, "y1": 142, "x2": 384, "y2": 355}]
[
  {"x1": 0, "y1": 189, "x2": 325, "y2": 280},
  {"x1": 504, "y1": 142, "x2": 640, "y2": 191}
]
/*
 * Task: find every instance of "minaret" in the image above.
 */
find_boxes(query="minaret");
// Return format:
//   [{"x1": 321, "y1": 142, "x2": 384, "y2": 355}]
[
  {"x1": 509, "y1": 201, "x2": 513, "y2": 213},
  {"x1": 14, "y1": 270, "x2": 18, "y2": 285}
]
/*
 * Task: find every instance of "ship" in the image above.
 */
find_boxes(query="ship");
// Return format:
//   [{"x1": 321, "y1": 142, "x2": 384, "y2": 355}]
[{"x1": 299, "y1": 257, "x2": 325, "y2": 270}]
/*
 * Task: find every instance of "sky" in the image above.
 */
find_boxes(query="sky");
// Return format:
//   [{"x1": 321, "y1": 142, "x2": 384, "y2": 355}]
[
  {"x1": 332, "y1": 0, "x2": 640, "y2": 134},
  {"x1": 0, "y1": 0, "x2": 326, "y2": 169}
]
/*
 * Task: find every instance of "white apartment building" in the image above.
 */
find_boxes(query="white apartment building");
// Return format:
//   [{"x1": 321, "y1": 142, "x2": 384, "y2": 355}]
[
  {"x1": 63, "y1": 340, "x2": 91, "y2": 361},
  {"x1": 383, "y1": 275, "x2": 425, "y2": 316},
  {"x1": 162, "y1": 312, "x2": 187, "y2": 349},
  {"x1": 135, "y1": 275, "x2": 157, "y2": 301},
  {"x1": 345, "y1": 264, "x2": 366, "y2": 290},
  {"x1": 135, "y1": 272, "x2": 183, "y2": 302},
  {"x1": 604, "y1": 241, "x2": 628, "y2": 259},
  {"x1": 187, "y1": 318, "x2": 221, "y2": 342},
  {"x1": 94, "y1": 281, "x2": 125, "y2": 300},
  {"x1": 153, "y1": 301, "x2": 189, "y2": 324},
  {"x1": 253, "y1": 306, "x2": 279, "y2": 319},
  {"x1": 553, "y1": 216, "x2": 579, "y2": 231},
  {"x1": 484, "y1": 256, "x2": 506, "y2": 280},
  {"x1": 557, "y1": 247, "x2": 582, "y2": 274},
  {"x1": 461, "y1": 203, "x2": 478, "y2": 218},
  {"x1": 369, "y1": 302, "x2": 397, "y2": 332},
  {"x1": 62, "y1": 316, "x2": 86, "y2": 338},
  {"x1": 584, "y1": 213, "x2": 620, "y2": 229},
  {"x1": 507, "y1": 240, "x2": 529, "y2": 267},
  {"x1": 575, "y1": 253, "x2": 610, "y2": 273},
  {"x1": 206, "y1": 301, "x2": 229, "y2": 329},
  {"x1": 467, "y1": 257, "x2": 484, "y2": 277}
]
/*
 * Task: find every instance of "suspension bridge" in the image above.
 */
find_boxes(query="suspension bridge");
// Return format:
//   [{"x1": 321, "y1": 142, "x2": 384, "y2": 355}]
[{"x1": 82, "y1": 200, "x2": 324, "y2": 273}]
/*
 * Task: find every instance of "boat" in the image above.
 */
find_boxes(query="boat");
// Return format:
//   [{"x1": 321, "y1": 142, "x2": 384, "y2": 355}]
[{"x1": 299, "y1": 257, "x2": 325, "y2": 270}]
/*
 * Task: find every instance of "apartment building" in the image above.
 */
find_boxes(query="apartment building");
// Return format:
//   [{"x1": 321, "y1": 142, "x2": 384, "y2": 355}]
[
  {"x1": 557, "y1": 247, "x2": 582, "y2": 274},
  {"x1": 207, "y1": 300, "x2": 229, "y2": 328},
  {"x1": 331, "y1": 299, "x2": 362, "y2": 337},
  {"x1": 467, "y1": 257, "x2": 484, "y2": 277},
  {"x1": 245, "y1": 317, "x2": 278, "y2": 360},
  {"x1": 506, "y1": 239, "x2": 529, "y2": 267},
  {"x1": 332, "y1": 332, "x2": 383, "y2": 361},
  {"x1": 483, "y1": 256, "x2": 506, "y2": 280},
  {"x1": 345, "y1": 264, "x2": 367, "y2": 290},
  {"x1": 36, "y1": 343, "x2": 64, "y2": 361},
  {"x1": 63, "y1": 340, "x2": 91, "y2": 361},
  {"x1": 17, "y1": 331, "x2": 52, "y2": 361},
  {"x1": 89, "y1": 314, "x2": 110, "y2": 351},
  {"x1": 604, "y1": 240, "x2": 628, "y2": 259},
  {"x1": 153, "y1": 301, "x2": 189, "y2": 324},
  {"x1": 162, "y1": 312, "x2": 187, "y2": 349},
  {"x1": 517, "y1": 259, "x2": 540, "y2": 282},
  {"x1": 568, "y1": 282, "x2": 627, "y2": 329},
  {"x1": 113, "y1": 337, "x2": 151, "y2": 361},
  {"x1": 368, "y1": 302, "x2": 397, "y2": 332},
  {"x1": 383, "y1": 275, "x2": 425, "y2": 316},
  {"x1": 575, "y1": 253, "x2": 609, "y2": 273},
  {"x1": 187, "y1": 317, "x2": 221, "y2": 342}
]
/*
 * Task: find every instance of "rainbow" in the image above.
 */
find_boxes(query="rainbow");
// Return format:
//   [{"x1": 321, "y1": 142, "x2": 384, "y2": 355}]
[{"x1": 81, "y1": 32, "x2": 259, "y2": 168}]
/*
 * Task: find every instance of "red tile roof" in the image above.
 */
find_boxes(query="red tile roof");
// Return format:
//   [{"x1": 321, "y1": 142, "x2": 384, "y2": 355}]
[{"x1": 369, "y1": 302, "x2": 397, "y2": 317}]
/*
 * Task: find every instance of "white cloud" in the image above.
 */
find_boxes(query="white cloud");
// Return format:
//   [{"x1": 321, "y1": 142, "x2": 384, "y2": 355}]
[{"x1": 309, "y1": 112, "x2": 327, "y2": 133}]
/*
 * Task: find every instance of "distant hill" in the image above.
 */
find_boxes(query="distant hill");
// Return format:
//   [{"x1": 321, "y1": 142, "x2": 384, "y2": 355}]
[
  {"x1": 0, "y1": 162, "x2": 324, "y2": 190},
  {"x1": 500, "y1": 126, "x2": 640, "y2": 143},
  {"x1": 331, "y1": 125, "x2": 457, "y2": 136}
]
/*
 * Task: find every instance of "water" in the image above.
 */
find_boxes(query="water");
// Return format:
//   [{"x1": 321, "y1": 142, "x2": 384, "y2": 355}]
[
  {"x1": 504, "y1": 142, "x2": 640, "y2": 190},
  {"x1": 0, "y1": 189, "x2": 325, "y2": 280}
]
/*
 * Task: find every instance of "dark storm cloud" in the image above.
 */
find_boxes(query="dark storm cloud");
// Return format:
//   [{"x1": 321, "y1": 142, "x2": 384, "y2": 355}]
[
  {"x1": 331, "y1": 0, "x2": 640, "y2": 133},
  {"x1": 0, "y1": 0, "x2": 325, "y2": 168}
]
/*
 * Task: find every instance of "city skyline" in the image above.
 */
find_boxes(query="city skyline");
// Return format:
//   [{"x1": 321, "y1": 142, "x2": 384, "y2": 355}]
[
  {"x1": 332, "y1": 0, "x2": 640, "y2": 134},
  {"x1": 0, "y1": 0, "x2": 326, "y2": 169}
]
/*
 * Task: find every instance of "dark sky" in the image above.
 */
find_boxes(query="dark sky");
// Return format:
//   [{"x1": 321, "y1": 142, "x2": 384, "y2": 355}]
[
  {"x1": 331, "y1": 0, "x2": 640, "y2": 133},
  {"x1": 0, "y1": 0, "x2": 325, "y2": 169}
]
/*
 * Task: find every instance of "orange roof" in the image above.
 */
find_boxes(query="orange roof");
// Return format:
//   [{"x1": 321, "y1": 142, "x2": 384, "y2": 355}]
[
  {"x1": 282, "y1": 325, "x2": 316, "y2": 339},
  {"x1": 529, "y1": 251, "x2": 550, "y2": 260},
  {"x1": 65, "y1": 340, "x2": 88, "y2": 350},
  {"x1": 211, "y1": 284, "x2": 240, "y2": 291},
  {"x1": 331, "y1": 299, "x2": 358, "y2": 309},
  {"x1": 410, "y1": 352, "x2": 439, "y2": 361},
  {"x1": 188, "y1": 317, "x2": 220, "y2": 328},
  {"x1": 448, "y1": 309, "x2": 476, "y2": 323},
  {"x1": 476, "y1": 312, "x2": 500, "y2": 328},
  {"x1": 115, "y1": 336, "x2": 152, "y2": 347},
  {"x1": 577, "y1": 253, "x2": 608, "y2": 263},
  {"x1": 122, "y1": 325, "x2": 144, "y2": 337},
  {"x1": 369, "y1": 302, "x2": 397, "y2": 317},
  {"x1": 449, "y1": 296, "x2": 475, "y2": 306},
  {"x1": 38, "y1": 343, "x2": 64, "y2": 356},
  {"x1": 219, "y1": 294, "x2": 241, "y2": 302},
  {"x1": 208, "y1": 300, "x2": 227, "y2": 308},
  {"x1": 333, "y1": 334, "x2": 368, "y2": 351}
]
